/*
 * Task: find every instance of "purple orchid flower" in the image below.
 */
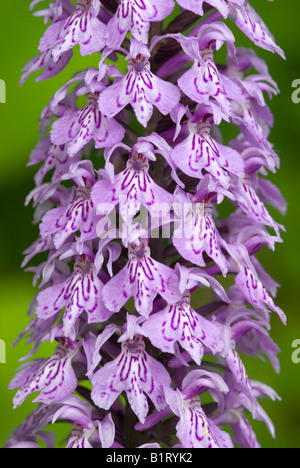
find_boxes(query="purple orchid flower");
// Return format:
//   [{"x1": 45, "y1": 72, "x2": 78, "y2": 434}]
[
  {"x1": 36, "y1": 255, "x2": 112, "y2": 339},
  {"x1": 91, "y1": 139, "x2": 173, "y2": 222},
  {"x1": 164, "y1": 371, "x2": 233, "y2": 448},
  {"x1": 20, "y1": 49, "x2": 73, "y2": 85},
  {"x1": 102, "y1": 234, "x2": 181, "y2": 317},
  {"x1": 106, "y1": 0, "x2": 175, "y2": 48},
  {"x1": 52, "y1": 396, "x2": 115, "y2": 448},
  {"x1": 91, "y1": 319, "x2": 171, "y2": 424},
  {"x1": 51, "y1": 93, "x2": 125, "y2": 157},
  {"x1": 98, "y1": 40, "x2": 181, "y2": 127},
  {"x1": 10, "y1": 339, "x2": 79, "y2": 408},
  {"x1": 230, "y1": 0, "x2": 285, "y2": 59},
  {"x1": 9, "y1": 0, "x2": 286, "y2": 449},
  {"x1": 142, "y1": 291, "x2": 230, "y2": 365},
  {"x1": 40, "y1": 182, "x2": 100, "y2": 248},
  {"x1": 227, "y1": 243, "x2": 286, "y2": 325},
  {"x1": 173, "y1": 187, "x2": 229, "y2": 275},
  {"x1": 171, "y1": 115, "x2": 244, "y2": 188},
  {"x1": 39, "y1": 0, "x2": 106, "y2": 61}
]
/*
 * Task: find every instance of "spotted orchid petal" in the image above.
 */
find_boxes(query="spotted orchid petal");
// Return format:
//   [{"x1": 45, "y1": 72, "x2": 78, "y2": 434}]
[
  {"x1": 36, "y1": 256, "x2": 113, "y2": 339},
  {"x1": 171, "y1": 119, "x2": 244, "y2": 188},
  {"x1": 142, "y1": 292, "x2": 230, "y2": 364},
  {"x1": 39, "y1": 0, "x2": 106, "y2": 61},
  {"x1": 106, "y1": 0, "x2": 175, "y2": 48},
  {"x1": 11, "y1": 341, "x2": 78, "y2": 408},
  {"x1": 98, "y1": 42, "x2": 181, "y2": 128},
  {"x1": 91, "y1": 334, "x2": 171, "y2": 423},
  {"x1": 51, "y1": 94, "x2": 125, "y2": 157}
]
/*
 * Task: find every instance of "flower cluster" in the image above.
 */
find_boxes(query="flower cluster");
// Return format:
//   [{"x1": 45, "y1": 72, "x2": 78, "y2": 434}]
[{"x1": 7, "y1": 0, "x2": 286, "y2": 449}]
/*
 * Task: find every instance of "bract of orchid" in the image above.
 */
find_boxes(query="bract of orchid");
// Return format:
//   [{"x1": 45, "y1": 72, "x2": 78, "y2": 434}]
[{"x1": 7, "y1": 0, "x2": 286, "y2": 449}]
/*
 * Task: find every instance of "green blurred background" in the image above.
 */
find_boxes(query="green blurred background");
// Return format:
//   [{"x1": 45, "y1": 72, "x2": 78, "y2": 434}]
[{"x1": 0, "y1": 0, "x2": 299, "y2": 448}]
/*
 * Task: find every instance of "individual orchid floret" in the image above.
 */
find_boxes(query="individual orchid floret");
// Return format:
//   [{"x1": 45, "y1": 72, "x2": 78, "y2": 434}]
[
  {"x1": 22, "y1": 236, "x2": 53, "y2": 269},
  {"x1": 38, "y1": 88, "x2": 78, "y2": 136},
  {"x1": 228, "y1": 90, "x2": 278, "y2": 158},
  {"x1": 226, "y1": 47, "x2": 276, "y2": 83},
  {"x1": 228, "y1": 53, "x2": 279, "y2": 108},
  {"x1": 39, "y1": 0, "x2": 106, "y2": 61},
  {"x1": 102, "y1": 232, "x2": 181, "y2": 317},
  {"x1": 229, "y1": 0, "x2": 285, "y2": 59},
  {"x1": 13, "y1": 315, "x2": 59, "y2": 362},
  {"x1": 4, "y1": 402, "x2": 58, "y2": 448},
  {"x1": 171, "y1": 395, "x2": 231, "y2": 448},
  {"x1": 20, "y1": 48, "x2": 73, "y2": 85},
  {"x1": 91, "y1": 139, "x2": 173, "y2": 223},
  {"x1": 164, "y1": 371, "x2": 233, "y2": 448},
  {"x1": 50, "y1": 66, "x2": 122, "y2": 112},
  {"x1": 173, "y1": 187, "x2": 229, "y2": 275},
  {"x1": 231, "y1": 176, "x2": 284, "y2": 237},
  {"x1": 214, "y1": 383, "x2": 262, "y2": 448},
  {"x1": 10, "y1": 339, "x2": 79, "y2": 408},
  {"x1": 233, "y1": 141, "x2": 279, "y2": 177},
  {"x1": 171, "y1": 114, "x2": 244, "y2": 188},
  {"x1": 28, "y1": 137, "x2": 82, "y2": 188},
  {"x1": 142, "y1": 291, "x2": 230, "y2": 365},
  {"x1": 24, "y1": 158, "x2": 98, "y2": 216},
  {"x1": 214, "y1": 373, "x2": 280, "y2": 448},
  {"x1": 227, "y1": 243, "x2": 286, "y2": 324},
  {"x1": 256, "y1": 178, "x2": 287, "y2": 217},
  {"x1": 216, "y1": 286, "x2": 281, "y2": 373},
  {"x1": 225, "y1": 340, "x2": 256, "y2": 411},
  {"x1": 40, "y1": 182, "x2": 100, "y2": 248},
  {"x1": 91, "y1": 321, "x2": 171, "y2": 424},
  {"x1": 98, "y1": 40, "x2": 181, "y2": 128},
  {"x1": 51, "y1": 92, "x2": 125, "y2": 157},
  {"x1": 171, "y1": 24, "x2": 236, "y2": 113},
  {"x1": 106, "y1": 0, "x2": 175, "y2": 48},
  {"x1": 52, "y1": 396, "x2": 115, "y2": 448},
  {"x1": 36, "y1": 255, "x2": 113, "y2": 339}
]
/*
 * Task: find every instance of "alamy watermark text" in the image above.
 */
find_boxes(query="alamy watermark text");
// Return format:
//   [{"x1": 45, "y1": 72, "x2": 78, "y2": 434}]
[
  {"x1": 0, "y1": 339, "x2": 6, "y2": 364},
  {"x1": 0, "y1": 79, "x2": 6, "y2": 104}
]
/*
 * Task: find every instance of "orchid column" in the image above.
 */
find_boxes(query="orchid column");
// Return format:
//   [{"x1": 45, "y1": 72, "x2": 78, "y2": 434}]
[{"x1": 6, "y1": 0, "x2": 286, "y2": 449}]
